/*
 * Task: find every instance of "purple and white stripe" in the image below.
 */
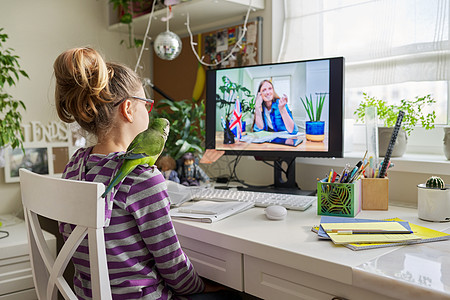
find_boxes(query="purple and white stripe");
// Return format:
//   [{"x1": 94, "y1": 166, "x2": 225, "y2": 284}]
[{"x1": 60, "y1": 148, "x2": 204, "y2": 299}]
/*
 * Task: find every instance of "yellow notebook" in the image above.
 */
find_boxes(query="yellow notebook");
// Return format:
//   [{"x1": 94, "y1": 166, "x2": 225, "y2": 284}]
[
  {"x1": 345, "y1": 218, "x2": 450, "y2": 250},
  {"x1": 314, "y1": 218, "x2": 450, "y2": 250},
  {"x1": 320, "y1": 222, "x2": 421, "y2": 244}
]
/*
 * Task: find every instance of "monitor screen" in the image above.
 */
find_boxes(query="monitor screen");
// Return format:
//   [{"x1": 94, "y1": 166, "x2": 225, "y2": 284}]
[{"x1": 205, "y1": 57, "x2": 344, "y2": 159}]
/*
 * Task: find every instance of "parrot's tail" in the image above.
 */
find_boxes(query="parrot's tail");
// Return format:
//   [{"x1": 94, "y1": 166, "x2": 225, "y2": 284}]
[{"x1": 101, "y1": 170, "x2": 125, "y2": 198}]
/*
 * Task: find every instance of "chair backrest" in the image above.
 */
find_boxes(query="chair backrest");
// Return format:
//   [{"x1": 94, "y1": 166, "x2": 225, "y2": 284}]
[{"x1": 19, "y1": 168, "x2": 112, "y2": 300}]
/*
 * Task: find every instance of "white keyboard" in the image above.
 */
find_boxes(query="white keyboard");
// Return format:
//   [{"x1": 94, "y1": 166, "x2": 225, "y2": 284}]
[{"x1": 192, "y1": 188, "x2": 316, "y2": 211}]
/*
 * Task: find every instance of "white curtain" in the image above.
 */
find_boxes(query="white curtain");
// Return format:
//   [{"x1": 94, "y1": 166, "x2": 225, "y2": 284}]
[{"x1": 279, "y1": 0, "x2": 450, "y2": 89}]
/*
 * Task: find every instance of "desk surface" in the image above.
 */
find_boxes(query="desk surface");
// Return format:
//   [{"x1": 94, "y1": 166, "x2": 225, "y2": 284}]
[
  {"x1": 215, "y1": 132, "x2": 329, "y2": 152},
  {"x1": 172, "y1": 202, "x2": 450, "y2": 300}
]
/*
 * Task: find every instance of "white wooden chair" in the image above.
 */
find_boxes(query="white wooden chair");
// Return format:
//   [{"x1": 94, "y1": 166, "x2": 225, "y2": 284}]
[{"x1": 19, "y1": 168, "x2": 112, "y2": 300}]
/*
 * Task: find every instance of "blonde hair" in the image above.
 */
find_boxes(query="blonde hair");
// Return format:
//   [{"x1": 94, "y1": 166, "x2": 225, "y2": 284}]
[{"x1": 53, "y1": 47, "x2": 141, "y2": 135}]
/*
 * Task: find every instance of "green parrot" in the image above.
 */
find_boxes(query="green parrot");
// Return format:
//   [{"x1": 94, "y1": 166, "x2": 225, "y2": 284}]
[{"x1": 101, "y1": 117, "x2": 170, "y2": 198}]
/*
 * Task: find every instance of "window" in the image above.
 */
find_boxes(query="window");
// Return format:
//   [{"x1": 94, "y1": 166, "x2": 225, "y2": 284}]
[{"x1": 278, "y1": 0, "x2": 450, "y2": 154}]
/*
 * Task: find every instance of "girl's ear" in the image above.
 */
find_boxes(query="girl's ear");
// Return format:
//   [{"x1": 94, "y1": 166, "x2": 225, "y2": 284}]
[{"x1": 120, "y1": 99, "x2": 134, "y2": 123}]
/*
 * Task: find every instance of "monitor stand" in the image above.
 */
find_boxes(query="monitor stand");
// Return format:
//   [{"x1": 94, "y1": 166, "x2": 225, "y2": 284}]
[{"x1": 237, "y1": 157, "x2": 316, "y2": 196}]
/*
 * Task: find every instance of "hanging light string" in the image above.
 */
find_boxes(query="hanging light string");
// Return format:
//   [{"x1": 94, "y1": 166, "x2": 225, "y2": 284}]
[
  {"x1": 134, "y1": 0, "x2": 158, "y2": 73},
  {"x1": 134, "y1": 0, "x2": 255, "y2": 88},
  {"x1": 185, "y1": 0, "x2": 255, "y2": 67}
]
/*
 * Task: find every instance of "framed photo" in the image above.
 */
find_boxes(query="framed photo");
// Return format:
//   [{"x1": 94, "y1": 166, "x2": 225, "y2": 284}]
[{"x1": 4, "y1": 143, "x2": 69, "y2": 183}]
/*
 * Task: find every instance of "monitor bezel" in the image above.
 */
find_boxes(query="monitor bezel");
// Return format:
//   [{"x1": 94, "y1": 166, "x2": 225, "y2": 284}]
[{"x1": 205, "y1": 56, "x2": 344, "y2": 159}]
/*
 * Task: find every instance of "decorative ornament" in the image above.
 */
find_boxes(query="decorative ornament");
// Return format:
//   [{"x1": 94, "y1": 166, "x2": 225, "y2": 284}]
[
  {"x1": 154, "y1": 30, "x2": 182, "y2": 60},
  {"x1": 153, "y1": 4, "x2": 181, "y2": 61}
]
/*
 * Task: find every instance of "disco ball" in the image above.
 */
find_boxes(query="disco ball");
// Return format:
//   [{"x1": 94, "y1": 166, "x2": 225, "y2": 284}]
[{"x1": 153, "y1": 31, "x2": 182, "y2": 60}]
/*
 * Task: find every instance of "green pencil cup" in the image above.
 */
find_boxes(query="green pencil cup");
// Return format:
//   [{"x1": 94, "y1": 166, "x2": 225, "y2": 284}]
[{"x1": 317, "y1": 180, "x2": 361, "y2": 217}]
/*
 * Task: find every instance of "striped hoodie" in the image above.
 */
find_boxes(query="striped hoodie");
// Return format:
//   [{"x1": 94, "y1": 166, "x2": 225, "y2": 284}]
[{"x1": 59, "y1": 147, "x2": 205, "y2": 299}]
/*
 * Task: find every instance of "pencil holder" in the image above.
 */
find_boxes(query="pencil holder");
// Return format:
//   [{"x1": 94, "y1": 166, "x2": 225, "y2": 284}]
[
  {"x1": 317, "y1": 180, "x2": 361, "y2": 217},
  {"x1": 361, "y1": 177, "x2": 389, "y2": 210}
]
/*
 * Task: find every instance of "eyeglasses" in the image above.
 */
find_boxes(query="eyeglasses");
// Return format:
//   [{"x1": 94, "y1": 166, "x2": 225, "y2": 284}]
[{"x1": 114, "y1": 96, "x2": 154, "y2": 113}]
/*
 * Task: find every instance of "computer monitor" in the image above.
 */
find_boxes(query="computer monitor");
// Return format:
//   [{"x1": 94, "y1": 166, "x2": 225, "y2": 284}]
[{"x1": 205, "y1": 57, "x2": 344, "y2": 194}]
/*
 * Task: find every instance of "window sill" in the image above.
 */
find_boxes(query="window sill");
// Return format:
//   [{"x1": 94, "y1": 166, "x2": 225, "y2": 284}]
[{"x1": 297, "y1": 152, "x2": 450, "y2": 176}]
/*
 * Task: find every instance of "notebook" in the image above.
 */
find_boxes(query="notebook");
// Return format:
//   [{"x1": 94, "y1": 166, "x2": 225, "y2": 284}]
[
  {"x1": 320, "y1": 222, "x2": 420, "y2": 244},
  {"x1": 313, "y1": 216, "x2": 450, "y2": 250},
  {"x1": 170, "y1": 200, "x2": 254, "y2": 223}
]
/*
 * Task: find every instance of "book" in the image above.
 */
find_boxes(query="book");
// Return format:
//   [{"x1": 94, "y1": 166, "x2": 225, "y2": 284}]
[
  {"x1": 170, "y1": 200, "x2": 254, "y2": 223},
  {"x1": 320, "y1": 222, "x2": 421, "y2": 244},
  {"x1": 312, "y1": 216, "x2": 450, "y2": 250},
  {"x1": 315, "y1": 216, "x2": 412, "y2": 239},
  {"x1": 346, "y1": 218, "x2": 450, "y2": 251}
]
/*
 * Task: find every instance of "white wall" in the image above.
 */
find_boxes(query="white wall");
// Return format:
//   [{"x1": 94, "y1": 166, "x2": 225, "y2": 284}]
[
  {"x1": 0, "y1": 0, "x2": 143, "y2": 215},
  {"x1": 3, "y1": 0, "x2": 430, "y2": 214},
  {"x1": 0, "y1": 0, "x2": 271, "y2": 216}
]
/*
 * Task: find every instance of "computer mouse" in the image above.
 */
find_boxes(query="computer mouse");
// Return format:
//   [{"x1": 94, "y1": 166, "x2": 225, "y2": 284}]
[{"x1": 264, "y1": 205, "x2": 287, "y2": 220}]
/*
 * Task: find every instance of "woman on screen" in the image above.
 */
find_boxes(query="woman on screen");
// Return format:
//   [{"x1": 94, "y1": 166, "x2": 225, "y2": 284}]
[{"x1": 252, "y1": 80, "x2": 298, "y2": 134}]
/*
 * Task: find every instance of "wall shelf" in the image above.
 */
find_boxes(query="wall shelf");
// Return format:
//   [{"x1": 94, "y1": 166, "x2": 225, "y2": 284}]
[{"x1": 108, "y1": 0, "x2": 265, "y2": 37}]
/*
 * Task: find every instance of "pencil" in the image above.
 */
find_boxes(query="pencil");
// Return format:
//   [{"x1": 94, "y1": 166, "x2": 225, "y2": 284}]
[{"x1": 326, "y1": 229, "x2": 414, "y2": 235}]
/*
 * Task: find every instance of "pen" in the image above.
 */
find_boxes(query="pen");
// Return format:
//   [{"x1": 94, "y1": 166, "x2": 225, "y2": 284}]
[
  {"x1": 347, "y1": 161, "x2": 362, "y2": 183},
  {"x1": 339, "y1": 164, "x2": 350, "y2": 183},
  {"x1": 362, "y1": 150, "x2": 368, "y2": 163},
  {"x1": 367, "y1": 156, "x2": 374, "y2": 178},
  {"x1": 352, "y1": 162, "x2": 370, "y2": 182},
  {"x1": 326, "y1": 230, "x2": 414, "y2": 235},
  {"x1": 331, "y1": 171, "x2": 338, "y2": 183}
]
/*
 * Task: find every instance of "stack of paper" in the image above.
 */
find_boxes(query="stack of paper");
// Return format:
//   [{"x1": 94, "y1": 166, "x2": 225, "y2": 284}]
[
  {"x1": 170, "y1": 200, "x2": 254, "y2": 223},
  {"x1": 313, "y1": 216, "x2": 450, "y2": 250}
]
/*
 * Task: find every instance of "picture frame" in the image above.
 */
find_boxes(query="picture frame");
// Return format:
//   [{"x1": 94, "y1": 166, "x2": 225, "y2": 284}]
[{"x1": 4, "y1": 142, "x2": 70, "y2": 183}]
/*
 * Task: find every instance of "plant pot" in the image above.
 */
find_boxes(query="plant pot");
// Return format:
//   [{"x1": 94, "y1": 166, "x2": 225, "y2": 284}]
[
  {"x1": 223, "y1": 120, "x2": 235, "y2": 144},
  {"x1": 0, "y1": 146, "x2": 5, "y2": 168},
  {"x1": 378, "y1": 127, "x2": 407, "y2": 157},
  {"x1": 443, "y1": 127, "x2": 450, "y2": 160},
  {"x1": 417, "y1": 184, "x2": 450, "y2": 222},
  {"x1": 305, "y1": 121, "x2": 325, "y2": 142}
]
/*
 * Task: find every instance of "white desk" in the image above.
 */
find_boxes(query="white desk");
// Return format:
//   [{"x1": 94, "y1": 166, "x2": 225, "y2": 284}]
[
  {"x1": 172, "y1": 203, "x2": 450, "y2": 300},
  {"x1": 0, "y1": 220, "x2": 56, "y2": 300}
]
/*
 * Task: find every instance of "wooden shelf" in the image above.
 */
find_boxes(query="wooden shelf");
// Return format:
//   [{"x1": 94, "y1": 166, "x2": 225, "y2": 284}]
[{"x1": 108, "y1": 0, "x2": 265, "y2": 37}]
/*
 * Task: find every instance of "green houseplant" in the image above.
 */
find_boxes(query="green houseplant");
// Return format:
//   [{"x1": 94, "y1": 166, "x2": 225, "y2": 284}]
[
  {"x1": 109, "y1": 0, "x2": 156, "y2": 48},
  {"x1": 0, "y1": 28, "x2": 29, "y2": 152},
  {"x1": 216, "y1": 76, "x2": 255, "y2": 143},
  {"x1": 152, "y1": 99, "x2": 205, "y2": 160},
  {"x1": 217, "y1": 75, "x2": 255, "y2": 123},
  {"x1": 300, "y1": 93, "x2": 327, "y2": 142},
  {"x1": 354, "y1": 93, "x2": 436, "y2": 157},
  {"x1": 354, "y1": 92, "x2": 436, "y2": 135}
]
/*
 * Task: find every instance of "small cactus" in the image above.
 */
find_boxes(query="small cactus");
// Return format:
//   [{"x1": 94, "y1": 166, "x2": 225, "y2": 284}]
[{"x1": 426, "y1": 176, "x2": 445, "y2": 189}]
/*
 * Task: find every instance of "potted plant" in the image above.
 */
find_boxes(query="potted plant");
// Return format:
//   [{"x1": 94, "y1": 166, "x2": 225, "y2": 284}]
[
  {"x1": 0, "y1": 28, "x2": 29, "y2": 163},
  {"x1": 109, "y1": 0, "x2": 159, "y2": 48},
  {"x1": 300, "y1": 93, "x2": 327, "y2": 142},
  {"x1": 152, "y1": 98, "x2": 205, "y2": 160},
  {"x1": 354, "y1": 93, "x2": 436, "y2": 157},
  {"x1": 417, "y1": 176, "x2": 450, "y2": 222},
  {"x1": 216, "y1": 76, "x2": 255, "y2": 143}
]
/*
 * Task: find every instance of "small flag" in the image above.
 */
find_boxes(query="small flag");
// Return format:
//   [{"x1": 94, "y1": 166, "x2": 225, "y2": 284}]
[{"x1": 229, "y1": 99, "x2": 242, "y2": 140}]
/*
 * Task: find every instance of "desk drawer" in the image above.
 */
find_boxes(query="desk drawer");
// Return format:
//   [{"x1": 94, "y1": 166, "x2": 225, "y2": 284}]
[
  {"x1": 0, "y1": 288, "x2": 37, "y2": 300},
  {"x1": 0, "y1": 255, "x2": 34, "y2": 296},
  {"x1": 244, "y1": 255, "x2": 398, "y2": 300},
  {"x1": 244, "y1": 255, "x2": 335, "y2": 300},
  {"x1": 178, "y1": 235, "x2": 243, "y2": 291}
]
